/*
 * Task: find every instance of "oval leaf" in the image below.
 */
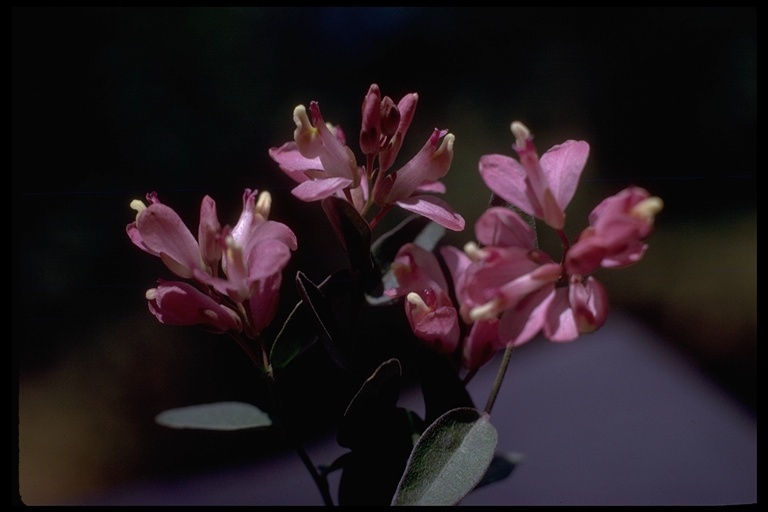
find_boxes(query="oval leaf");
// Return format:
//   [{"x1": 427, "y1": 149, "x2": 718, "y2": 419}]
[
  {"x1": 155, "y1": 401, "x2": 272, "y2": 431},
  {"x1": 391, "y1": 407, "x2": 497, "y2": 506},
  {"x1": 269, "y1": 269, "x2": 351, "y2": 371},
  {"x1": 295, "y1": 271, "x2": 349, "y2": 369}
]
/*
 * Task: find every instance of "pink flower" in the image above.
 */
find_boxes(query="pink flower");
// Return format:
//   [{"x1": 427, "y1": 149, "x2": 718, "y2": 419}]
[
  {"x1": 479, "y1": 121, "x2": 590, "y2": 230},
  {"x1": 269, "y1": 84, "x2": 464, "y2": 231},
  {"x1": 455, "y1": 205, "x2": 610, "y2": 347},
  {"x1": 146, "y1": 281, "x2": 242, "y2": 334},
  {"x1": 440, "y1": 245, "x2": 501, "y2": 370},
  {"x1": 374, "y1": 128, "x2": 465, "y2": 231},
  {"x1": 192, "y1": 189, "x2": 297, "y2": 334},
  {"x1": 566, "y1": 186, "x2": 664, "y2": 275},
  {"x1": 270, "y1": 102, "x2": 361, "y2": 203},
  {"x1": 127, "y1": 192, "x2": 208, "y2": 279},
  {"x1": 385, "y1": 243, "x2": 460, "y2": 354},
  {"x1": 128, "y1": 189, "x2": 297, "y2": 336}
]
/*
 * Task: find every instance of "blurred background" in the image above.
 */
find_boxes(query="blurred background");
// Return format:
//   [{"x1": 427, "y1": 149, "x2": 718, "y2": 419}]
[{"x1": 14, "y1": 7, "x2": 756, "y2": 505}]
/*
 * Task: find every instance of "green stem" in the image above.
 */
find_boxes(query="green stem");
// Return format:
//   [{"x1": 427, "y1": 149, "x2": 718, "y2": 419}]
[
  {"x1": 484, "y1": 344, "x2": 515, "y2": 415},
  {"x1": 266, "y1": 373, "x2": 335, "y2": 506}
]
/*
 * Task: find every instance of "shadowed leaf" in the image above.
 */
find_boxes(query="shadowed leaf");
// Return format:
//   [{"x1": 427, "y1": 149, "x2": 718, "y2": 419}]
[{"x1": 391, "y1": 407, "x2": 497, "y2": 506}]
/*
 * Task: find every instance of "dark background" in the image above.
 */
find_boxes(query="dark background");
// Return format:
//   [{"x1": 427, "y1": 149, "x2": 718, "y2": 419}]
[{"x1": 14, "y1": 7, "x2": 756, "y2": 505}]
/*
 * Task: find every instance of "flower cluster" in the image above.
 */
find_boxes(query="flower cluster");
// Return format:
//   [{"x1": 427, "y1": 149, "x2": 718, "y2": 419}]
[
  {"x1": 386, "y1": 121, "x2": 663, "y2": 370},
  {"x1": 126, "y1": 83, "x2": 664, "y2": 506},
  {"x1": 269, "y1": 83, "x2": 464, "y2": 231},
  {"x1": 126, "y1": 189, "x2": 297, "y2": 339}
]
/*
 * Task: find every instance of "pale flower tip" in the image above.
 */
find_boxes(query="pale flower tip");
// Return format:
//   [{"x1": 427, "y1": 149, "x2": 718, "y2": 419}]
[
  {"x1": 469, "y1": 299, "x2": 500, "y2": 322},
  {"x1": 510, "y1": 121, "x2": 531, "y2": 147},
  {"x1": 255, "y1": 190, "x2": 272, "y2": 220},
  {"x1": 145, "y1": 288, "x2": 158, "y2": 300},
  {"x1": 631, "y1": 196, "x2": 664, "y2": 224},
  {"x1": 130, "y1": 199, "x2": 146, "y2": 214},
  {"x1": 463, "y1": 241, "x2": 484, "y2": 261},
  {"x1": 406, "y1": 292, "x2": 429, "y2": 313}
]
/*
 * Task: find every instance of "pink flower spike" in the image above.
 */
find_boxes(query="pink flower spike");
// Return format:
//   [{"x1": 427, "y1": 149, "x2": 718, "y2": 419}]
[{"x1": 146, "y1": 281, "x2": 242, "y2": 333}]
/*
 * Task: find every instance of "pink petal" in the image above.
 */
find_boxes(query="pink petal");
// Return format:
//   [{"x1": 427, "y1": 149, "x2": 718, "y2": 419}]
[
  {"x1": 247, "y1": 272, "x2": 283, "y2": 334},
  {"x1": 395, "y1": 195, "x2": 465, "y2": 231},
  {"x1": 147, "y1": 281, "x2": 242, "y2": 333},
  {"x1": 409, "y1": 304, "x2": 460, "y2": 354},
  {"x1": 246, "y1": 239, "x2": 292, "y2": 282},
  {"x1": 386, "y1": 129, "x2": 454, "y2": 202},
  {"x1": 461, "y1": 319, "x2": 500, "y2": 370},
  {"x1": 475, "y1": 207, "x2": 537, "y2": 249},
  {"x1": 539, "y1": 140, "x2": 589, "y2": 211},
  {"x1": 542, "y1": 288, "x2": 579, "y2": 342},
  {"x1": 291, "y1": 176, "x2": 353, "y2": 202},
  {"x1": 478, "y1": 154, "x2": 537, "y2": 219},
  {"x1": 268, "y1": 141, "x2": 317, "y2": 183},
  {"x1": 136, "y1": 203, "x2": 202, "y2": 279},
  {"x1": 497, "y1": 286, "x2": 553, "y2": 347}
]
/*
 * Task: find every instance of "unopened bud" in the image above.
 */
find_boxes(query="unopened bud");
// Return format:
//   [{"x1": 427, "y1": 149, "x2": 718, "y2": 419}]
[{"x1": 380, "y1": 96, "x2": 400, "y2": 137}]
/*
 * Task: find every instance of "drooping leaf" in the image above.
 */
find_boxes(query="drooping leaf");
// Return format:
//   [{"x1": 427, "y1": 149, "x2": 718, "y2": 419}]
[
  {"x1": 295, "y1": 270, "x2": 349, "y2": 370},
  {"x1": 269, "y1": 269, "x2": 351, "y2": 371},
  {"x1": 391, "y1": 407, "x2": 498, "y2": 506},
  {"x1": 154, "y1": 402, "x2": 272, "y2": 431},
  {"x1": 338, "y1": 358, "x2": 402, "y2": 448}
]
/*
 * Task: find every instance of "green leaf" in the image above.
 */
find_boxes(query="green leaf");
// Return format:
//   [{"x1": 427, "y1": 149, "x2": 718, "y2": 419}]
[
  {"x1": 321, "y1": 196, "x2": 374, "y2": 277},
  {"x1": 338, "y1": 358, "x2": 402, "y2": 448},
  {"x1": 295, "y1": 271, "x2": 349, "y2": 369},
  {"x1": 154, "y1": 401, "x2": 272, "y2": 431},
  {"x1": 269, "y1": 269, "x2": 351, "y2": 371},
  {"x1": 391, "y1": 407, "x2": 498, "y2": 506}
]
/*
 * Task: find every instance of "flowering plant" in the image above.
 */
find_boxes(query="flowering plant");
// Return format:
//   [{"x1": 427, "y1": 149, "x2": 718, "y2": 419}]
[{"x1": 126, "y1": 83, "x2": 662, "y2": 506}]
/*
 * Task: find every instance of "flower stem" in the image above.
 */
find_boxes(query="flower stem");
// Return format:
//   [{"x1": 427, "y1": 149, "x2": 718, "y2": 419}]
[
  {"x1": 266, "y1": 374, "x2": 335, "y2": 506},
  {"x1": 483, "y1": 344, "x2": 515, "y2": 415}
]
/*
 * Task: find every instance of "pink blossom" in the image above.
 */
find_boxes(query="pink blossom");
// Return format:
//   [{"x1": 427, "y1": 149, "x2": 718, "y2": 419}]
[
  {"x1": 376, "y1": 128, "x2": 465, "y2": 231},
  {"x1": 146, "y1": 281, "x2": 242, "y2": 334},
  {"x1": 440, "y1": 245, "x2": 501, "y2": 370},
  {"x1": 270, "y1": 102, "x2": 361, "y2": 203},
  {"x1": 269, "y1": 84, "x2": 464, "y2": 231},
  {"x1": 479, "y1": 121, "x2": 589, "y2": 230},
  {"x1": 128, "y1": 189, "x2": 297, "y2": 336},
  {"x1": 566, "y1": 186, "x2": 663, "y2": 275},
  {"x1": 385, "y1": 243, "x2": 460, "y2": 354},
  {"x1": 127, "y1": 192, "x2": 206, "y2": 279},
  {"x1": 192, "y1": 189, "x2": 297, "y2": 333}
]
